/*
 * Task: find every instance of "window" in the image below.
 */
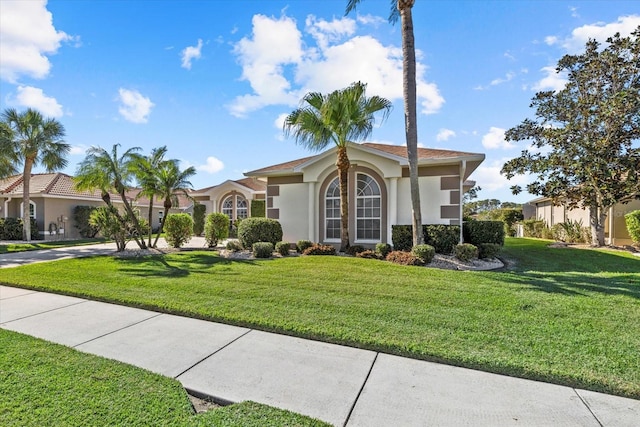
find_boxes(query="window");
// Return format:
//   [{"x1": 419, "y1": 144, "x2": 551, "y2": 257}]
[
  {"x1": 158, "y1": 211, "x2": 164, "y2": 223},
  {"x1": 236, "y1": 196, "x2": 248, "y2": 219},
  {"x1": 20, "y1": 201, "x2": 36, "y2": 219},
  {"x1": 222, "y1": 196, "x2": 234, "y2": 218},
  {"x1": 356, "y1": 174, "x2": 381, "y2": 241},
  {"x1": 222, "y1": 194, "x2": 248, "y2": 220},
  {"x1": 325, "y1": 178, "x2": 341, "y2": 240}
]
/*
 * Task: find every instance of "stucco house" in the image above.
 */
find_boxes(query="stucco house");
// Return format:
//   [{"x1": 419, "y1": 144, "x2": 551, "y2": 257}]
[
  {"x1": 244, "y1": 142, "x2": 485, "y2": 246},
  {"x1": 524, "y1": 196, "x2": 640, "y2": 246},
  {"x1": 190, "y1": 177, "x2": 266, "y2": 221}
]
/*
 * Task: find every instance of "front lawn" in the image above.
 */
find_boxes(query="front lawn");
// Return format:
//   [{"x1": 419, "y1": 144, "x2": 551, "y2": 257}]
[
  {"x1": 0, "y1": 330, "x2": 329, "y2": 427},
  {"x1": 1, "y1": 238, "x2": 638, "y2": 398},
  {"x1": 0, "y1": 238, "x2": 108, "y2": 254}
]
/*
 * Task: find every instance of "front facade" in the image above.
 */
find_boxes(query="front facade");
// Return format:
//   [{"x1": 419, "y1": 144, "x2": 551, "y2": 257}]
[
  {"x1": 245, "y1": 142, "x2": 484, "y2": 246},
  {"x1": 190, "y1": 177, "x2": 266, "y2": 220}
]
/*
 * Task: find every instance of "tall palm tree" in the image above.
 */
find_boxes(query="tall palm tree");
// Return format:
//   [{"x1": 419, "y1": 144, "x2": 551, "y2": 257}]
[
  {"x1": 0, "y1": 108, "x2": 69, "y2": 241},
  {"x1": 151, "y1": 160, "x2": 196, "y2": 248},
  {"x1": 284, "y1": 81, "x2": 392, "y2": 252},
  {"x1": 131, "y1": 146, "x2": 169, "y2": 247},
  {"x1": 74, "y1": 144, "x2": 147, "y2": 250},
  {"x1": 346, "y1": 0, "x2": 424, "y2": 245}
]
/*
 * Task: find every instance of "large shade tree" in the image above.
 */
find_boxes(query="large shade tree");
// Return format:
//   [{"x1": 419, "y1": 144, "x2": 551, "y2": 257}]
[
  {"x1": 75, "y1": 144, "x2": 148, "y2": 250},
  {"x1": 0, "y1": 108, "x2": 69, "y2": 241},
  {"x1": 283, "y1": 81, "x2": 392, "y2": 251},
  {"x1": 346, "y1": 0, "x2": 424, "y2": 246},
  {"x1": 501, "y1": 28, "x2": 640, "y2": 246}
]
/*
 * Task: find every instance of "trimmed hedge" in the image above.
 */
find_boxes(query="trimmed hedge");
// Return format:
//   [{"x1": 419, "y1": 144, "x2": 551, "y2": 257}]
[
  {"x1": 391, "y1": 224, "x2": 460, "y2": 253},
  {"x1": 411, "y1": 244, "x2": 435, "y2": 264},
  {"x1": 0, "y1": 217, "x2": 39, "y2": 240},
  {"x1": 375, "y1": 243, "x2": 392, "y2": 258},
  {"x1": 624, "y1": 210, "x2": 640, "y2": 245},
  {"x1": 192, "y1": 204, "x2": 206, "y2": 236},
  {"x1": 455, "y1": 243, "x2": 478, "y2": 262},
  {"x1": 163, "y1": 214, "x2": 193, "y2": 248},
  {"x1": 296, "y1": 240, "x2": 313, "y2": 253},
  {"x1": 463, "y1": 221, "x2": 505, "y2": 246},
  {"x1": 478, "y1": 243, "x2": 501, "y2": 259},
  {"x1": 72, "y1": 206, "x2": 99, "y2": 238},
  {"x1": 252, "y1": 242, "x2": 274, "y2": 258},
  {"x1": 204, "y1": 213, "x2": 230, "y2": 248},
  {"x1": 237, "y1": 217, "x2": 283, "y2": 248},
  {"x1": 250, "y1": 199, "x2": 266, "y2": 218},
  {"x1": 275, "y1": 241, "x2": 290, "y2": 256}
]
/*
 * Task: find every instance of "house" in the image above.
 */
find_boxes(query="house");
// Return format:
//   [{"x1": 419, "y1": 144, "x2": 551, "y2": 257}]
[
  {"x1": 244, "y1": 142, "x2": 485, "y2": 247},
  {"x1": 190, "y1": 177, "x2": 266, "y2": 221},
  {"x1": 524, "y1": 196, "x2": 640, "y2": 246},
  {"x1": 0, "y1": 173, "x2": 191, "y2": 240}
]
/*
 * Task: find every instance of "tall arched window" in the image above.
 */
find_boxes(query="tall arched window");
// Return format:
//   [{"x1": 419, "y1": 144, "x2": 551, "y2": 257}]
[
  {"x1": 356, "y1": 173, "x2": 381, "y2": 241},
  {"x1": 20, "y1": 201, "x2": 36, "y2": 219},
  {"x1": 222, "y1": 196, "x2": 234, "y2": 218},
  {"x1": 236, "y1": 196, "x2": 248, "y2": 219},
  {"x1": 221, "y1": 194, "x2": 248, "y2": 220},
  {"x1": 325, "y1": 178, "x2": 340, "y2": 240}
]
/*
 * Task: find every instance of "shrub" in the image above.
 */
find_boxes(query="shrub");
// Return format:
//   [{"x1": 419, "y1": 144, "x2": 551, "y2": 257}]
[
  {"x1": 356, "y1": 249, "x2": 381, "y2": 259},
  {"x1": 478, "y1": 243, "x2": 501, "y2": 259},
  {"x1": 500, "y1": 208, "x2": 524, "y2": 237},
  {"x1": 346, "y1": 245, "x2": 366, "y2": 256},
  {"x1": 0, "y1": 217, "x2": 40, "y2": 241},
  {"x1": 386, "y1": 251, "x2": 424, "y2": 266},
  {"x1": 296, "y1": 240, "x2": 313, "y2": 253},
  {"x1": 204, "y1": 213, "x2": 230, "y2": 248},
  {"x1": 522, "y1": 219, "x2": 546, "y2": 238},
  {"x1": 193, "y1": 204, "x2": 206, "y2": 236},
  {"x1": 375, "y1": 242, "x2": 392, "y2": 258},
  {"x1": 90, "y1": 206, "x2": 127, "y2": 251},
  {"x1": 163, "y1": 213, "x2": 193, "y2": 248},
  {"x1": 455, "y1": 243, "x2": 478, "y2": 262},
  {"x1": 252, "y1": 242, "x2": 274, "y2": 258},
  {"x1": 463, "y1": 221, "x2": 505, "y2": 246},
  {"x1": 424, "y1": 225, "x2": 460, "y2": 254},
  {"x1": 411, "y1": 244, "x2": 435, "y2": 264},
  {"x1": 391, "y1": 225, "x2": 413, "y2": 252},
  {"x1": 541, "y1": 226, "x2": 554, "y2": 240},
  {"x1": 225, "y1": 240, "x2": 243, "y2": 251},
  {"x1": 250, "y1": 199, "x2": 266, "y2": 218},
  {"x1": 238, "y1": 217, "x2": 283, "y2": 248},
  {"x1": 275, "y1": 241, "x2": 290, "y2": 256},
  {"x1": 625, "y1": 210, "x2": 640, "y2": 245},
  {"x1": 302, "y1": 244, "x2": 336, "y2": 256},
  {"x1": 551, "y1": 219, "x2": 586, "y2": 243},
  {"x1": 73, "y1": 206, "x2": 99, "y2": 238}
]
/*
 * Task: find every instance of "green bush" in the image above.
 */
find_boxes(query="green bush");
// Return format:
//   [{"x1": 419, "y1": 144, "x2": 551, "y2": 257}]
[
  {"x1": 250, "y1": 199, "x2": 266, "y2": 217},
  {"x1": 0, "y1": 217, "x2": 39, "y2": 240},
  {"x1": 204, "y1": 213, "x2": 230, "y2": 248},
  {"x1": 463, "y1": 221, "x2": 505, "y2": 246},
  {"x1": 275, "y1": 241, "x2": 290, "y2": 256},
  {"x1": 424, "y1": 225, "x2": 460, "y2": 254},
  {"x1": 238, "y1": 217, "x2": 283, "y2": 248},
  {"x1": 551, "y1": 219, "x2": 587, "y2": 243},
  {"x1": 163, "y1": 214, "x2": 193, "y2": 248},
  {"x1": 411, "y1": 244, "x2": 435, "y2": 264},
  {"x1": 455, "y1": 243, "x2": 478, "y2": 262},
  {"x1": 346, "y1": 245, "x2": 366, "y2": 256},
  {"x1": 375, "y1": 242, "x2": 392, "y2": 258},
  {"x1": 302, "y1": 244, "x2": 336, "y2": 256},
  {"x1": 356, "y1": 249, "x2": 381, "y2": 259},
  {"x1": 522, "y1": 219, "x2": 546, "y2": 238},
  {"x1": 90, "y1": 206, "x2": 127, "y2": 250},
  {"x1": 391, "y1": 225, "x2": 413, "y2": 251},
  {"x1": 296, "y1": 240, "x2": 313, "y2": 253},
  {"x1": 386, "y1": 251, "x2": 424, "y2": 266},
  {"x1": 192, "y1": 204, "x2": 206, "y2": 236},
  {"x1": 225, "y1": 240, "x2": 243, "y2": 251},
  {"x1": 252, "y1": 242, "x2": 274, "y2": 258},
  {"x1": 478, "y1": 243, "x2": 501, "y2": 259},
  {"x1": 72, "y1": 206, "x2": 99, "y2": 238},
  {"x1": 625, "y1": 210, "x2": 640, "y2": 245},
  {"x1": 500, "y1": 208, "x2": 524, "y2": 237}
]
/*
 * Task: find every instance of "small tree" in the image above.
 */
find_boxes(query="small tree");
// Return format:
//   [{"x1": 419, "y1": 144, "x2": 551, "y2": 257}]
[
  {"x1": 90, "y1": 206, "x2": 127, "y2": 251},
  {"x1": 204, "y1": 213, "x2": 229, "y2": 248},
  {"x1": 193, "y1": 203, "x2": 206, "y2": 236},
  {"x1": 163, "y1": 213, "x2": 193, "y2": 248},
  {"x1": 625, "y1": 210, "x2": 640, "y2": 246}
]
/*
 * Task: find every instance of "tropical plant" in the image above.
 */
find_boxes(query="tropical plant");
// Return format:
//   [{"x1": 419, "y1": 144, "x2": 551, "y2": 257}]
[
  {"x1": 74, "y1": 144, "x2": 147, "y2": 250},
  {"x1": 193, "y1": 203, "x2": 206, "y2": 236},
  {"x1": 283, "y1": 81, "x2": 392, "y2": 251},
  {"x1": 163, "y1": 213, "x2": 193, "y2": 248},
  {"x1": 346, "y1": 0, "x2": 424, "y2": 246},
  {"x1": 0, "y1": 108, "x2": 69, "y2": 241},
  {"x1": 89, "y1": 206, "x2": 127, "y2": 251},
  {"x1": 204, "y1": 212, "x2": 230, "y2": 248}
]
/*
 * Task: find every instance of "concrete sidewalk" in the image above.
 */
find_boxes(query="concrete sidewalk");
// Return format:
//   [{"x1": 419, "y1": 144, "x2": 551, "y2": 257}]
[{"x1": 1, "y1": 285, "x2": 638, "y2": 426}]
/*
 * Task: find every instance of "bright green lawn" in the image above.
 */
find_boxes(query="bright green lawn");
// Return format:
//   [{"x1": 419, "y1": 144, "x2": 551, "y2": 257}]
[
  {"x1": 1, "y1": 238, "x2": 638, "y2": 398},
  {"x1": 0, "y1": 238, "x2": 108, "y2": 254},
  {"x1": 0, "y1": 330, "x2": 329, "y2": 427}
]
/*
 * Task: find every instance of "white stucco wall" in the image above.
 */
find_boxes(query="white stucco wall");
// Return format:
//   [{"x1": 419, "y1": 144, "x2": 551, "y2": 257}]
[
  {"x1": 396, "y1": 176, "x2": 451, "y2": 225},
  {"x1": 274, "y1": 183, "x2": 309, "y2": 242}
]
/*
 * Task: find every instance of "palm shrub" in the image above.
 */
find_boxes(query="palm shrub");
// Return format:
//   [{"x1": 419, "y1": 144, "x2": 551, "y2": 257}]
[
  {"x1": 204, "y1": 213, "x2": 229, "y2": 248},
  {"x1": 296, "y1": 240, "x2": 313, "y2": 253},
  {"x1": 275, "y1": 241, "x2": 290, "y2": 256},
  {"x1": 625, "y1": 210, "x2": 640, "y2": 245},
  {"x1": 252, "y1": 242, "x2": 274, "y2": 258},
  {"x1": 163, "y1": 213, "x2": 193, "y2": 248},
  {"x1": 455, "y1": 243, "x2": 478, "y2": 262},
  {"x1": 238, "y1": 217, "x2": 282, "y2": 248},
  {"x1": 193, "y1": 204, "x2": 206, "y2": 236},
  {"x1": 411, "y1": 244, "x2": 435, "y2": 264}
]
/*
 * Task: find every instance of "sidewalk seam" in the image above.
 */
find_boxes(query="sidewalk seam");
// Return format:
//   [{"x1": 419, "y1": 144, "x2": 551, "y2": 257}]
[
  {"x1": 342, "y1": 352, "x2": 379, "y2": 427},
  {"x1": 0, "y1": 299, "x2": 88, "y2": 324},
  {"x1": 72, "y1": 312, "x2": 163, "y2": 348},
  {"x1": 573, "y1": 389, "x2": 604, "y2": 427}
]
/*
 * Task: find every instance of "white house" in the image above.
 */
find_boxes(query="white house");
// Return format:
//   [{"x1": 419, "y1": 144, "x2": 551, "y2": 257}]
[
  {"x1": 190, "y1": 177, "x2": 266, "y2": 221},
  {"x1": 245, "y1": 142, "x2": 485, "y2": 246}
]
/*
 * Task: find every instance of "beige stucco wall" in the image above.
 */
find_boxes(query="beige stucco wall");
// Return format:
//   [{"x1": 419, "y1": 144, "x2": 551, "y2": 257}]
[
  {"x1": 273, "y1": 182, "x2": 309, "y2": 243},
  {"x1": 396, "y1": 176, "x2": 451, "y2": 225}
]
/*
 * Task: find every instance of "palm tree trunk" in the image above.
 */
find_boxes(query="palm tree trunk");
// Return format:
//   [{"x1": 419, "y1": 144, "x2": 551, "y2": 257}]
[
  {"x1": 153, "y1": 199, "x2": 172, "y2": 248},
  {"x1": 22, "y1": 160, "x2": 33, "y2": 241},
  {"x1": 147, "y1": 198, "x2": 154, "y2": 247},
  {"x1": 399, "y1": 0, "x2": 424, "y2": 246},
  {"x1": 119, "y1": 190, "x2": 147, "y2": 249},
  {"x1": 337, "y1": 146, "x2": 350, "y2": 252}
]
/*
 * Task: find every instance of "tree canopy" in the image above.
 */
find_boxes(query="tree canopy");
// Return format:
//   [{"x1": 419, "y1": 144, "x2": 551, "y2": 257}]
[{"x1": 501, "y1": 28, "x2": 640, "y2": 246}]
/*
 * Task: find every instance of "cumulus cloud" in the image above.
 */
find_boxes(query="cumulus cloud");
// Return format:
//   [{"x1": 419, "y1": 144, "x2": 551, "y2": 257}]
[
  {"x1": 69, "y1": 144, "x2": 88, "y2": 155},
  {"x1": 0, "y1": 0, "x2": 75, "y2": 83},
  {"x1": 196, "y1": 156, "x2": 225, "y2": 174},
  {"x1": 558, "y1": 15, "x2": 640, "y2": 54},
  {"x1": 436, "y1": 128, "x2": 456, "y2": 142},
  {"x1": 482, "y1": 127, "x2": 514, "y2": 150},
  {"x1": 180, "y1": 39, "x2": 203, "y2": 69},
  {"x1": 11, "y1": 85, "x2": 63, "y2": 117},
  {"x1": 117, "y1": 88, "x2": 154, "y2": 124},
  {"x1": 472, "y1": 158, "x2": 530, "y2": 192},
  {"x1": 532, "y1": 66, "x2": 568, "y2": 92},
  {"x1": 228, "y1": 13, "x2": 444, "y2": 117}
]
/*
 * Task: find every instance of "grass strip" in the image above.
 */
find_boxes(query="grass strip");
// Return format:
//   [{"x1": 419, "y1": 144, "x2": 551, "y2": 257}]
[{"x1": 0, "y1": 238, "x2": 108, "y2": 254}]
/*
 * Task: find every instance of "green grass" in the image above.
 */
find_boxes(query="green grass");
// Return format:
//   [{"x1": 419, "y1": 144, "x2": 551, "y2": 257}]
[
  {"x1": 0, "y1": 330, "x2": 330, "y2": 427},
  {"x1": 0, "y1": 238, "x2": 108, "y2": 253},
  {"x1": 1, "y1": 238, "x2": 638, "y2": 398}
]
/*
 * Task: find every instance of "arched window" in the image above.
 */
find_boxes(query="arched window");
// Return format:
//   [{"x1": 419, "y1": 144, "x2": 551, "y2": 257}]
[
  {"x1": 222, "y1": 196, "x2": 234, "y2": 218},
  {"x1": 236, "y1": 196, "x2": 248, "y2": 219},
  {"x1": 221, "y1": 194, "x2": 248, "y2": 220},
  {"x1": 325, "y1": 178, "x2": 340, "y2": 240},
  {"x1": 356, "y1": 173, "x2": 381, "y2": 241},
  {"x1": 20, "y1": 201, "x2": 36, "y2": 219}
]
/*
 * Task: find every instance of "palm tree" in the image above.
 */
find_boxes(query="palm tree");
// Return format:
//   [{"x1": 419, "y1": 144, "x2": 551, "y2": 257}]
[
  {"x1": 74, "y1": 144, "x2": 147, "y2": 250},
  {"x1": 346, "y1": 0, "x2": 424, "y2": 246},
  {"x1": 0, "y1": 108, "x2": 69, "y2": 241},
  {"x1": 131, "y1": 146, "x2": 169, "y2": 247},
  {"x1": 151, "y1": 160, "x2": 196, "y2": 248},
  {"x1": 284, "y1": 81, "x2": 392, "y2": 252}
]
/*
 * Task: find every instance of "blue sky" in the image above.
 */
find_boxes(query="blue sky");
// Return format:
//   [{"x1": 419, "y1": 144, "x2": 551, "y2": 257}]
[{"x1": 1, "y1": 0, "x2": 638, "y2": 203}]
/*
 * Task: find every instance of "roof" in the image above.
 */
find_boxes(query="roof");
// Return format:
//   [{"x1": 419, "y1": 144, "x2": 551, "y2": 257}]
[
  {"x1": 360, "y1": 143, "x2": 482, "y2": 161},
  {"x1": 194, "y1": 177, "x2": 267, "y2": 194}
]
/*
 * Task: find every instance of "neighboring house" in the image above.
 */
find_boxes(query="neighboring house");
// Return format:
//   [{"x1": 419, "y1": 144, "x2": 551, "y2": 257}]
[
  {"x1": 524, "y1": 196, "x2": 640, "y2": 246},
  {"x1": 190, "y1": 177, "x2": 267, "y2": 221},
  {"x1": 244, "y1": 142, "x2": 485, "y2": 247},
  {"x1": 0, "y1": 173, "x2": 191, "y2": 240}
]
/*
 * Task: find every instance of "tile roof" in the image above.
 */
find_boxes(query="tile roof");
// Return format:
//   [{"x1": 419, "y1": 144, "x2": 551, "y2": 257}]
[
  {"x1": 195, "y1": 177, "x2": 268, "y2": 193},
  {"x1": 244, "y1": 155, "x2": 317, "y2": 176}
]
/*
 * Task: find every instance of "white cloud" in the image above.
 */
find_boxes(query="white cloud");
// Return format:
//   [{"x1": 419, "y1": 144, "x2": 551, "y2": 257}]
[
  {"x1": 556, "y1": 15, "x2": 640, "y2": 54},
  {"x1": 306, "y1": 15, "x2": 356, "y2": 50},
  {"x1": 490, "y1": 71, "x2": 515, "y2": 86},
  {"x1": 117, "y1": 88, "x2": 154, "y2": 124},
  {"x1": 0, "y1": 0, "x2": 75, "y2": 83},
  {"x1": 274, "y1": 113, "x2": 288, "y2": 129},
  {"x1": 436, "y1": 128, "x2": 456, "y2": 142},
  {"x1": 482, "y1": 127, "x2": 514, "y2": 150},
  {"x1": 69, "y1": 144, "x2": 88, "y2": 155},
  {"x1": 532, "y1": 65, "x2": 568, "y2": 92},
  {"x1": 196, "y1": 156, "x2": 224, "y2": 174},
  {"x1": 544, "y1": 36, "x2": 558, "y2": 46},
  {"x1": 11, "y1": 85, "x2": 63, "y2": 117},
  {"x1": 180, "y1": 39, "x2": 203, "y2": 70},
  {"x1": 472, "y1": 158, "x2": 530, "y2": 192}
]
